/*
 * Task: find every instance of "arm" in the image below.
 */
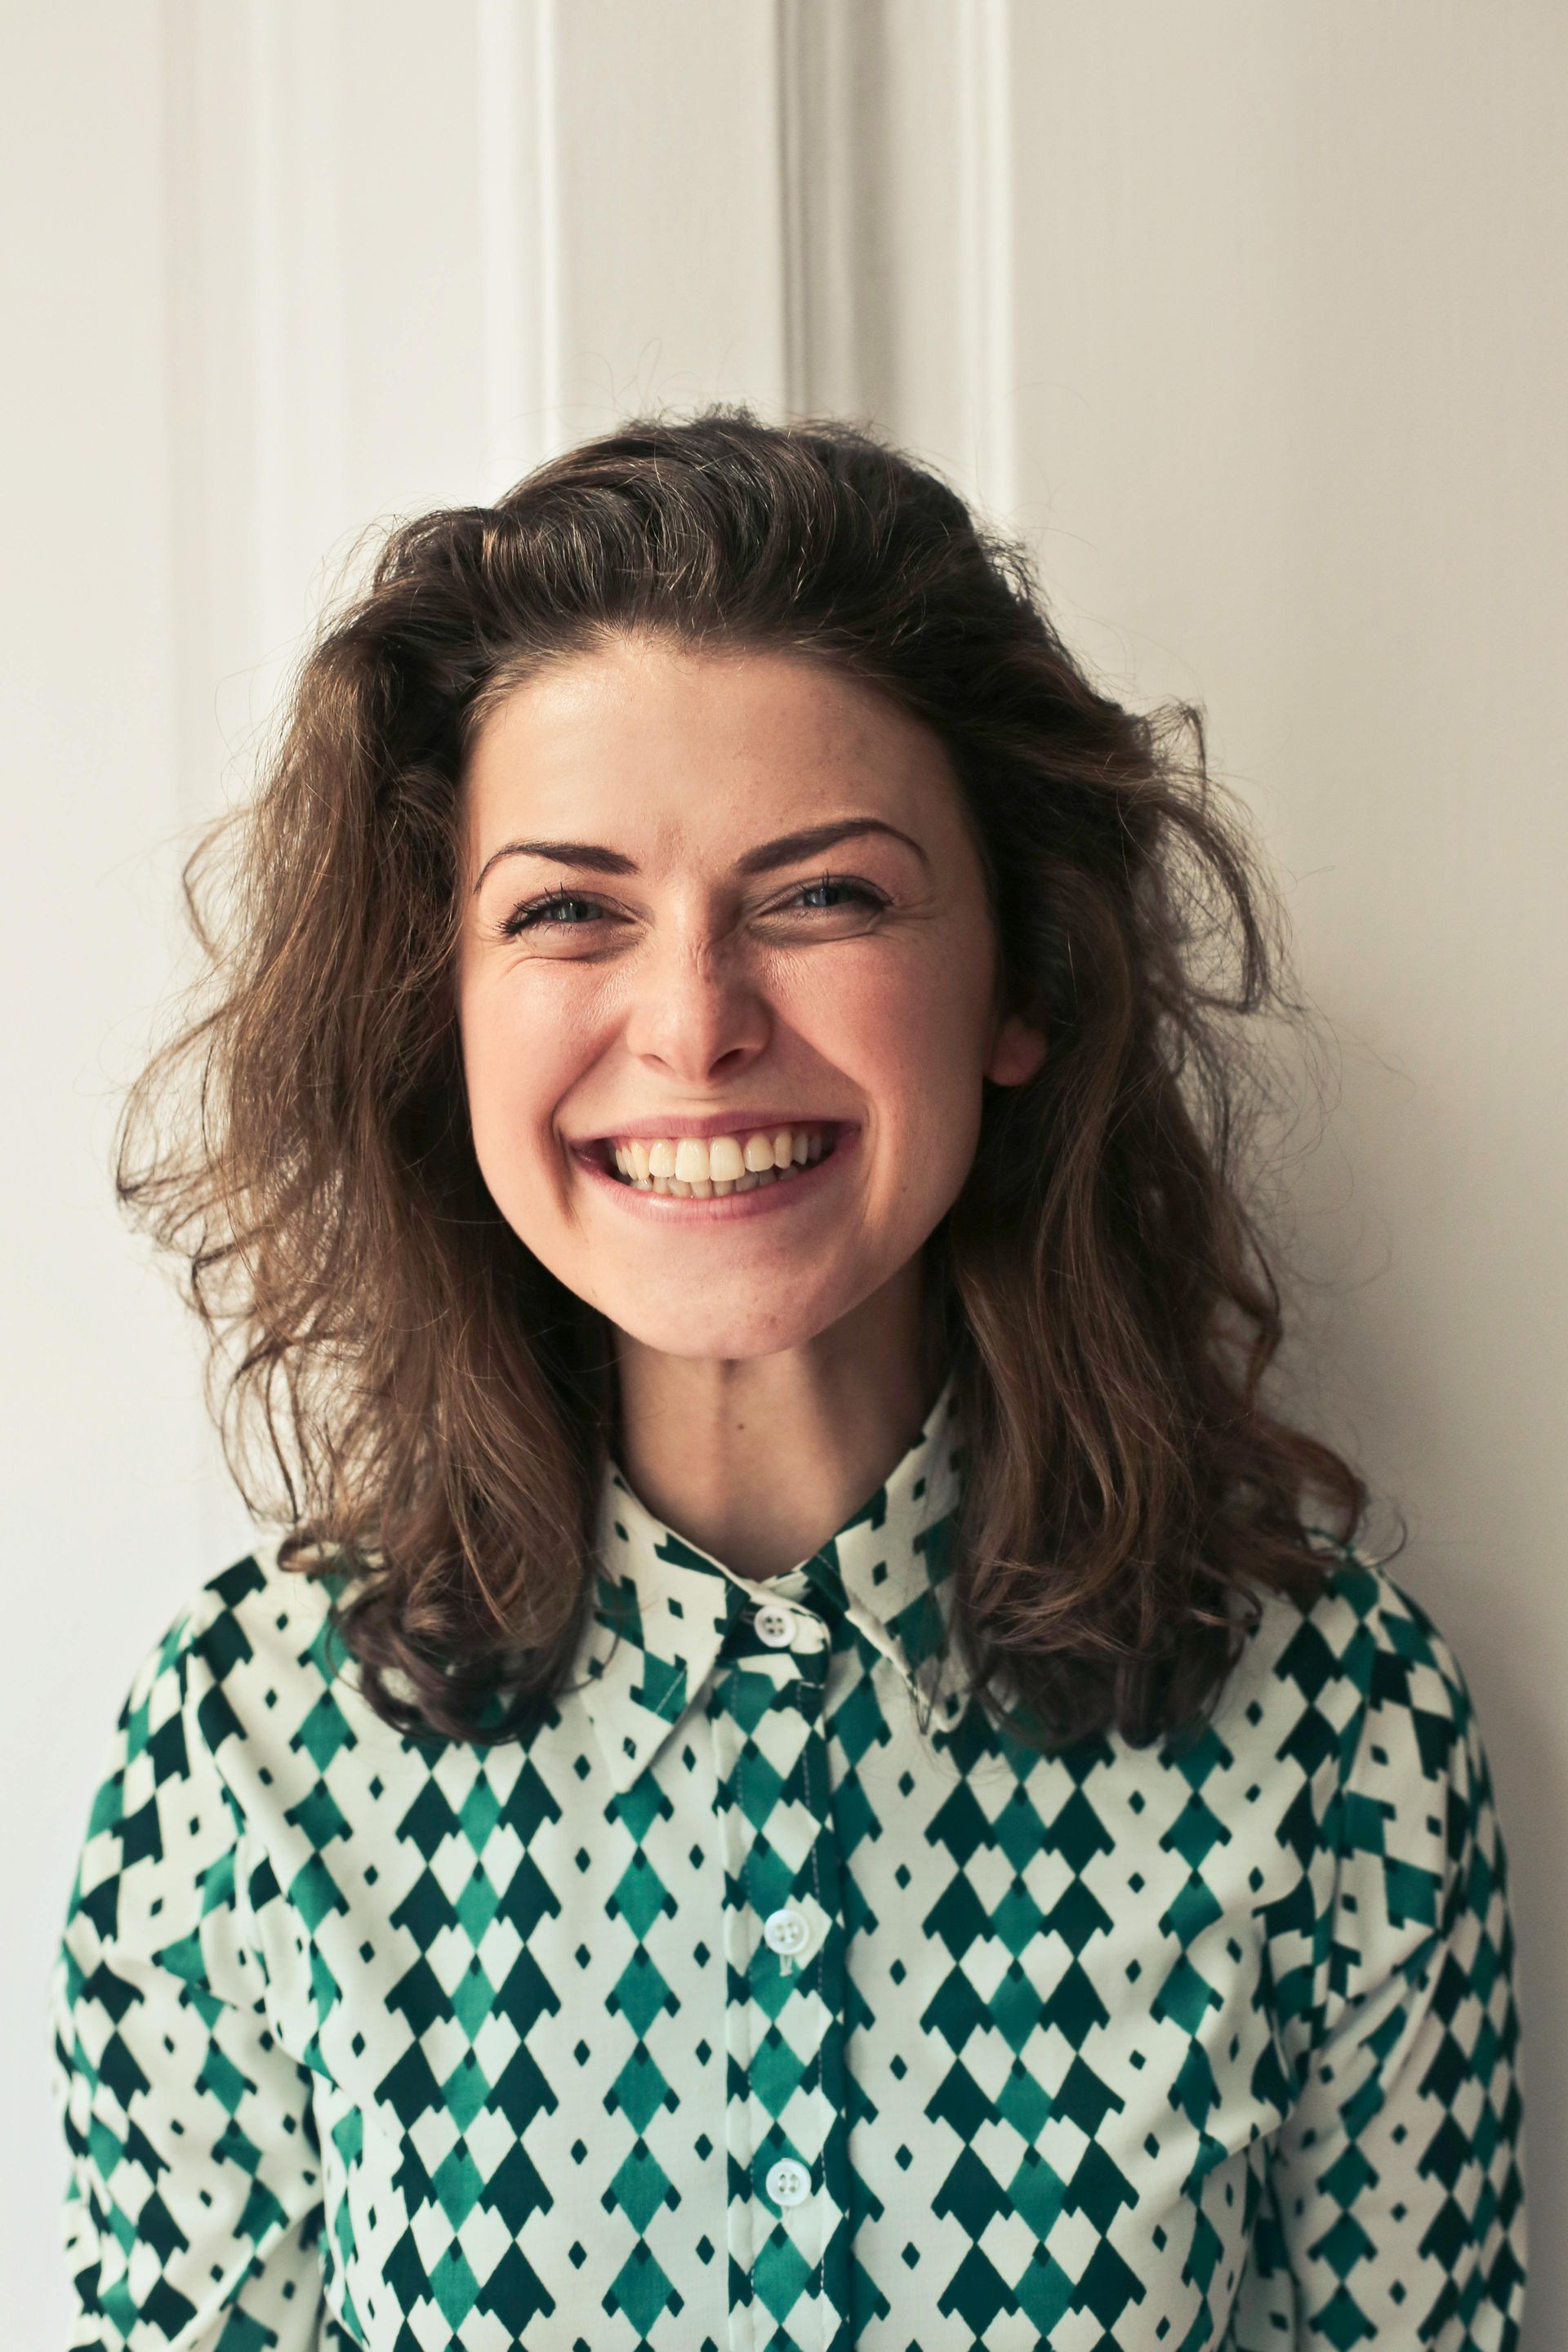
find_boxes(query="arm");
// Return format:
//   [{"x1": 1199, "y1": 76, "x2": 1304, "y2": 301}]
[
  {"x1": 49, "y1": 1597, "x2": 329, "y2": 2350},
  {"x1": 1232, "y1": 1576, "x2": 1527, "y2": 2348}
]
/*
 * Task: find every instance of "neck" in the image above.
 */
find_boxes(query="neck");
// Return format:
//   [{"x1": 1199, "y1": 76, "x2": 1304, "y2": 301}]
[{"x1": 610, "y1": 1258, "x2": 946, "y2": 1581}]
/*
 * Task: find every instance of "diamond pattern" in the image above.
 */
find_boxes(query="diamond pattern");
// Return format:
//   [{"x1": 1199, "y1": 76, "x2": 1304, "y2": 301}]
[{"x1": 50, "y1": 1379, "x2": 1525, "y2": 2348}]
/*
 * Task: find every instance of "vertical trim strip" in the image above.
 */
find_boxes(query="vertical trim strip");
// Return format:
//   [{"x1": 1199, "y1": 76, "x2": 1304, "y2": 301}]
[
  {"x1": 535, "y1": 0, "x2": 562, "y2": 436},
  {"x1": 478, "y1": 0, "x2": 562, "y2": 492},
  {"x1": 775, "y1": 0, "x2": 812, "y2": 417},
  {"x1": 956, "y1": 0, "x2": 1017, "y2": 520},
  {"x1": 478, "y1": 0, "x2": 527, "y2": 491}
]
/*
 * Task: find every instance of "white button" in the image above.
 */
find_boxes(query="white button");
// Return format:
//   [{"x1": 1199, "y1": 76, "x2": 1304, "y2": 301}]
[
  {"x1": 765, "y1": 2156, "x2": 811, "y2": 2207},
  {"x1": 753, "y1": 1603, "x2": 830, "y2": 1651},
  {"x1": 763, "y1": 1904, "x2": 811, "y2": 1958}
]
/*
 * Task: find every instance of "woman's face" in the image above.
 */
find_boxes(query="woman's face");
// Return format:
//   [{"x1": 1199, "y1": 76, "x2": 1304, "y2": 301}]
[{"x1": 456, "y1": 633, "x2": 1045, "y2": 1364}]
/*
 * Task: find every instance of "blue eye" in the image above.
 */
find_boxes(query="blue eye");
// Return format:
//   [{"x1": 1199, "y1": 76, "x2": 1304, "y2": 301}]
[{"x1": 501, "y1": 893, "x2": 600, "y2": 936}]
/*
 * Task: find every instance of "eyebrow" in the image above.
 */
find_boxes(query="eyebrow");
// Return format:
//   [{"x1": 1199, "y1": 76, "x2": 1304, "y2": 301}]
[{"x1": 470, "y1": 816, "x2": 930, "y2": 896}]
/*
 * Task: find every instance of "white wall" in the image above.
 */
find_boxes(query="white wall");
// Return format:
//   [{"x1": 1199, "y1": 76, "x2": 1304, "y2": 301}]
[{"x1": 4, "y1": 3, "x2": 1561, "y2": 2340}]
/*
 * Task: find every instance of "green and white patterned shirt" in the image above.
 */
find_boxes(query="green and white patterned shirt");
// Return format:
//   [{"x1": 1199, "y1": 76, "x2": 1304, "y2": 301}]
[{"x1": 51, "y1": 1374, "x2": 1526, "y2": 2350}]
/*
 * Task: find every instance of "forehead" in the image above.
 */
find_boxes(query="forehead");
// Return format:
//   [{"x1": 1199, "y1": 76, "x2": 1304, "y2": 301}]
[{"x1": 461, "y1": 635, "x2": 958, "y2": 858}]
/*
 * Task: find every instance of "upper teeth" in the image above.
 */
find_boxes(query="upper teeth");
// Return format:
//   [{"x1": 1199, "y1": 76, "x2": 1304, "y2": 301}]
[{"x1": 609, "y1": 1124, "x2": 832, "y2": 1193}]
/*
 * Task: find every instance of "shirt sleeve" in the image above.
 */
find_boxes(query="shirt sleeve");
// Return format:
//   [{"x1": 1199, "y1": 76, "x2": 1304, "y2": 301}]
[
  {"x1": 48, "y1": 1596, "x2": 329, "y2": 2351},
  {"x1": 1232, "y1": 1570, "x2": 1527, "y2": 2350}
]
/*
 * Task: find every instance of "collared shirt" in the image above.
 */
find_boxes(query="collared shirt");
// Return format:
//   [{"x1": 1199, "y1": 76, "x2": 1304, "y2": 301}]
[{"x1": 51, "y1": 1373, "x2": 1526, "y2": 2350}]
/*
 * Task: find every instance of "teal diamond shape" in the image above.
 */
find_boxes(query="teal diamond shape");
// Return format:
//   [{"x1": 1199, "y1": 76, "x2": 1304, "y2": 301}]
[{"x1": 753, "y1": 2221, "x2": 813, "y2": 2322}]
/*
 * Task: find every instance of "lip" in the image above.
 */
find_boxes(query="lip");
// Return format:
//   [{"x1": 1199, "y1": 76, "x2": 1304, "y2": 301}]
[{"x1": 571, "y1": 1122, "x2": 859, "y2": 1218}]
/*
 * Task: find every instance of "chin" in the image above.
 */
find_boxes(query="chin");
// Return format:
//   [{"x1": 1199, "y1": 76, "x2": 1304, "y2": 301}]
[
  {"x1": 608, "y1": 1308, "x2": 844, "y2": 1362},
  {"x1": 589, "y1": 1267, "x2": 877, "y2": 1362}
]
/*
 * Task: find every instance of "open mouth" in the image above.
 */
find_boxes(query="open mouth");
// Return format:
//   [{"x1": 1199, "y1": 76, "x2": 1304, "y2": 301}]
[{"x1": 591, "y1": 1120, "x2": 843, "y2": 1197}]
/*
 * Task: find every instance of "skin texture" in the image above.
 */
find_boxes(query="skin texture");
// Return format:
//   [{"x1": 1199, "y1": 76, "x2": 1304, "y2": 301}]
[{"x1": 457, "y1": 633, "x2": 1046, "y2": 1578}]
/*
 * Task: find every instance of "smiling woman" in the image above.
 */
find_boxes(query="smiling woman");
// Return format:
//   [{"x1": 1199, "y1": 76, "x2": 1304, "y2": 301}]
[
  {"x1": 51, "y1": 411, "x2": 1526, "y2": 2349},
  {"x1": 453, "y1": 633, "x2": 1047, "y2": 1558}
]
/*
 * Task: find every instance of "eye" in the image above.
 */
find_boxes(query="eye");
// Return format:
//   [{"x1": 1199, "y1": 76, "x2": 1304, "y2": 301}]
[
  {"x1": 782, "y1": 875, "x2": 887, "y2": 916},
  {"x1": 495, "y1": 872, "x2": 887, "y2": 944},
  {"x1": 499, "y1": 891, "x2": 605, "y2": 937}
]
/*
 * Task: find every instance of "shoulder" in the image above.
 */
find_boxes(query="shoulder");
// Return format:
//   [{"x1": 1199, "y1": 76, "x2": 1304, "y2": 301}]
[
  {"x1": 111, "y1": 1535, "x2": 353, "y2": 1791},
  {"x1": 142, "y1": 1531, "x2": 341, "y2": 1675},
  {"x1": 61, "y1": 1542, "x2": 355, "y2": 1977},
  {"x1": 1206, "y1": 1539, "x2": 1518, "y2": 2094},
  {"x1": 1224, "y1": 1532, "x2": 1475, "y2": 1712},
  {"x1": 1211, "y1": 1535, "x2": 1486, "y2": 1815}
]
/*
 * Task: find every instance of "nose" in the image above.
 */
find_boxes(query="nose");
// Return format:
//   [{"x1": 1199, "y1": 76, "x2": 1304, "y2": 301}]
[{"x1": 621, "y1": 929, "x2": 772, "y2": 1085}]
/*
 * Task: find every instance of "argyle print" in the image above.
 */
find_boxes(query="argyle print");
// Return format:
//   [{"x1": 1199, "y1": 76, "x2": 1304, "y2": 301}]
[{"x1": 50, "y1": 1373, "x2": 1526, "y2": 2348}]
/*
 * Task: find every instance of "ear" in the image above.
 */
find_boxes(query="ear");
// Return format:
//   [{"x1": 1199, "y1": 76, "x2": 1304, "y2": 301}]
[{"x1": 984, "y1": 1009, "x2": 1047, "y2": 1087}]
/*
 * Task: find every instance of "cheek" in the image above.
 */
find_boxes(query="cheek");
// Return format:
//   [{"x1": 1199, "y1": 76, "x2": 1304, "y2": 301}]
[
  {"x1": 796, "y1": 948, "x2": 991, "y2": 1144},
  {"x1": 457, "y1": 976, "x2": 581, "y2": 1192}
]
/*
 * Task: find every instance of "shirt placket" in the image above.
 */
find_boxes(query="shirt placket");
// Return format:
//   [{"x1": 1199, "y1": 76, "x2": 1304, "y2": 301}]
[{"x1": 711, "y1": 1584, "x2": 851, "y2": 2352}]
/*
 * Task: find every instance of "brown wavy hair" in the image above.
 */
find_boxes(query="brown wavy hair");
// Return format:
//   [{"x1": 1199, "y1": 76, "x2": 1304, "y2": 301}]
[{"x1": 117, "y1": 404, "x2": 1377, "y2": 1753}]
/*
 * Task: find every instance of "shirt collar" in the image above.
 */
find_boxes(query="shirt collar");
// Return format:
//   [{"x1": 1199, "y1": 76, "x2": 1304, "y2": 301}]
[{"x1": 574, "y1": 1371, "x2": 967, "y2": 1794}]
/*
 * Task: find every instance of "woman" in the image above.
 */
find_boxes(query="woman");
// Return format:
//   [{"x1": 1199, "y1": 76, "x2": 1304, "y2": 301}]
[{"x1": 51, "y1": 411, "x2": 1526, "y2": 2349}]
